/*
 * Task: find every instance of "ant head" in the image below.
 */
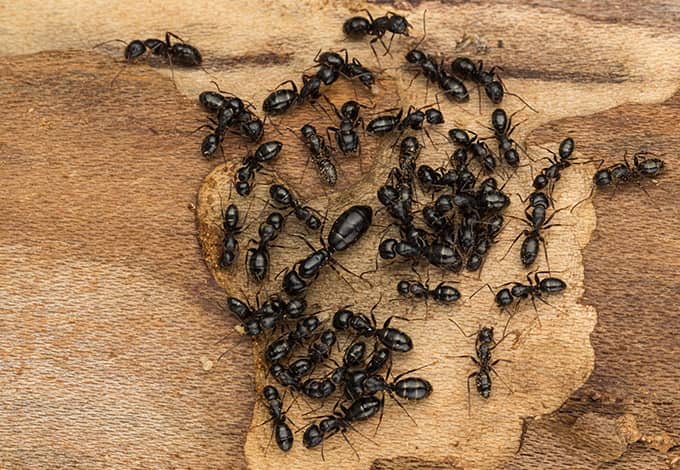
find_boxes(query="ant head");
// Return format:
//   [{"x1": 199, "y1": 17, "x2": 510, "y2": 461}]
[
  {"x1": 479, "y1": 326, "x2": 494, "y2": 343},
  {"x1": 262, "y1": 385, "x2": 279, "y2": 402}
]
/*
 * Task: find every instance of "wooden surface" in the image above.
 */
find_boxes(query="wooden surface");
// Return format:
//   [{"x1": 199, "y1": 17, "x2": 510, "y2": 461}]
[{"x1": 1, "y1": 1, "x2": 679, "y2": 469}]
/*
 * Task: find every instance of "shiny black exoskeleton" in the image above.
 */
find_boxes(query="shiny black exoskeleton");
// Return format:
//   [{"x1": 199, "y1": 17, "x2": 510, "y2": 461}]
[
  {"x1": 450, "y1": 320, "x2": 509, "y2": 410},
  {"x1": 396, "y1": 280, "x2": 461, "y2": 303},
  {"x1": 286, "y1": 329, "x2": 337, "y2": 379},
  {"x1": 234, "y1": 141, "x2": 283, "y2": 196},
  {"x1": 343, "y1": 10, "x2": 412, "y2": 58},
  {"x1": 303, "y1": 396, "x2": 383, "y2": 455},
  {"x1": 494, "y1": 271, "x2": 567, "y2": 313},
  {"x1": 263, "y1": 80, "x2": 301, "y2": 115},
  {"x1": 262, "y1": 385, "x2": 294, "y2": 452},
  {"x1": 101, "y1": 32, "x2": 202, "y2": 67},
  {"x1": 332, "y1": 307, "x2": 413, "y2": 353},
  {"x1": 326, "y1": 99, "x2": 364, "y2": 156},
  {"x1": 490, "y1": 108, "x2": 523, "y2": 167},
  {"x1": 269, "y1": 183, "x2": 321, "y2": 230},
  {"x1": 354, "y1": 365, "x2": 433, "y2": 402},
  {"x1": 503, "y1": 191, "x2": 563, "y2": 267},
  {"x1": 265, "y1": 316, "x2": 321, "y2": 363},
  {"x1": 300, "y1": 124, "x2": 337, "y2": 186},
  {"x1": 294, "y1": 205, "x2": 373, "y2": 281},
  {"x1": 532, "y1": 137, "x2": 576, "y2": 193},
  {"x1": 246, "y1": 211, "x2": 285, "y2": 282},
  {"x1": 451, "y1": 57, "x2": 505, "y2": 104},
  {"x1": 197, "y1": 87, "x2": 263, "y2": 158},
  {"x1": 282, "y1": 205, "x2": 372, "y2": 295},
  {"x1": 449, "y1": 128, "x2": 497, "y2": 173},
  {"x1": 218, "y1": 202, "x2": 242, "y2": 268}
]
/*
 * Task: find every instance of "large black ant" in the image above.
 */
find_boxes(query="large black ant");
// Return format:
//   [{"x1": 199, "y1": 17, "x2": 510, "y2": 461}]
[
  {"x1": 396, "y1": 280, "x2": 460, "y2": 304},
  {"x1": 234, "y1": 141, "x2": 283, "y2": 196},
  {"x1": 332, "y1": 306, "x2": 413, "y2": 353},
  {"x1": 532, "y1": 137, "x2": 576, "y2": 194},
  {"x1": 263, "y1": 80, "x2": 302, "y2": 115},
  {"x1": 325, "y1": 98, "x2": 365, "y2": 157},
  {"x1": 572, "y1": 151, "x2": 665, "y2": 211},
  {"x1": 449, "y1": 320, "x2": 512, "y2": 413},
  {"x1": 501, "y1": 190, "x2": 566, "y2": 268},
  {"x1": 490, "y1": 108, "x2": 525, "y2": 168},
  {"x1": 286, "y1": 330, "x2": 337, "y2": 380},
  {"x1": 451, "y1": 57, "x2": 535, "y2": 111},
  {"x1": 266, "y1": 316, "x2": 321, "y2": 364},
  {"x1": 262, "y1": 385, "x2": 294, "y2": 452},
  {"x1": 269, "y1": 183, "x2": 322, "y2": 230},
  {"x1": 246, "y1": 211, "x2": 285, "y2": 282},
  {"x1": 343, "y1": 10, "x2": 412, "y2": 59},
  {"x1": 218, "y1": 201, "x2": 242, "y2": 268},
  {"x1": 94, "y1": 32, "x2": 202, "y2": 86},
  {"x1": 293, "y1": 204, "x2": 373, "y2": 284},
  {"x1": 280, "y1": 205, "x2": 373, "y2": 296},
  {"x1": 449, "y1": 128, "x2": 497, "y2": 173},
  {"x1": 302, "y1": 396, "x2": 383, "y2": 459},
  {"x1": 366, "y1": 105, "x2": 444, "y2": 145},
  {"x1": 488, "y1": 271, "x2": 567, "y2": 323}
]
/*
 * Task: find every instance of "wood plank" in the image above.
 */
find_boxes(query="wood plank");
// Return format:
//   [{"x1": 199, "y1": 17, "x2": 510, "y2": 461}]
[{"x1": 1, "y1": 1, "x2": 679, "y2": 468}]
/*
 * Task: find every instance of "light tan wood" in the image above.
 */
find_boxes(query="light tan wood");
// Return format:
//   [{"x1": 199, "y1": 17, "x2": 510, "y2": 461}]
[{"x1": 1, "y1": 1, "x2": 679, "y2": 468}]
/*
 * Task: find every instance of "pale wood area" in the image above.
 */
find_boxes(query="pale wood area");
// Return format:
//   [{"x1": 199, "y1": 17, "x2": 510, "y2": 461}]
[{"x1": 0, "y1": 1, "x2": 679, "y2": 469}]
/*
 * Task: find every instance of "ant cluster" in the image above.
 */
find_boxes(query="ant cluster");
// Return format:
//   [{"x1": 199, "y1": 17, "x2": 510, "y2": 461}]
[{"x1": 95, "y1": 9, "x2": 666, "y2": 460}]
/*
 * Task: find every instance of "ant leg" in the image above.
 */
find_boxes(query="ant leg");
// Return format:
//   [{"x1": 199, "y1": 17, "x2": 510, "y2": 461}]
[
  {"x1": 389, "y1": 394, "x2": 418, "y2": 426},
  {"x1": 448, "y1": 318, "x2": 476, "y2": 338},
  {"x1": 489, "y1": 365, "x2": 513, "y2": 393},
  {"x1": 570, "y1": 184, "x2": 597, "y2": 214},
  {"x1": 368, "y1": 37, "x2": 383, "y2": 66},
  {"x1": 391, "y1": 361, "x2": 438, "y2": 381},
  {"x1": 466, "y1": 372, "x2": 475, "y2": 417},
  {"x1": 383, "y1": 33, "x2": 396, "y2": 57},
  {"x1": 469, "y1": 283, "x2": 495, "y2": 300},
  {"x1": 340, "y1": 430, "x2": 360, "y2": 461},
  {"x1": 499, "y1": 229, "x2": 526, "y2": 262}
]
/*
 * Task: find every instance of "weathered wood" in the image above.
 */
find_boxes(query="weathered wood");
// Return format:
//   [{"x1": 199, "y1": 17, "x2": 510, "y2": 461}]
[{"x1": 1, "y1": 1, "x2": 679, "y2": 468}]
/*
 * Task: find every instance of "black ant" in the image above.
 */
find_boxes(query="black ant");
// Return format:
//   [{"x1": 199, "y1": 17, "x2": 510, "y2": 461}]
[
  {"x1": 218, "y1": 201, "x2": 242, "y2": 268},
  {"x1": 234, "y1": 141, "x2": 283, "y2": 196},
  {"x1": 449, "y1": 320, "x2": 512, "y2": 413},
  {"x1": 197, "y1": 84, "x2": 264, "y2": 154},
  {"x1": 280, "y1": 205, "x2": 373, "y2": 295},
  {"x1": 286, "y1": 330, "x2": 337, "y2": 380},
  {"x1": 332, "y1": 305, "x2": 413, "y2": 353},
  {"x1": 488, "y1": 271, "x2": 567, "y2": 325},
  {"x1": 572, "y1": 151, "x2": 665, "y2": 211},
  {"x1": 262, "y1": 80, "x2": 302, "y2": 115},
  {"x1": 451, "y1": 57, "x2": 535, "y2": 111},
  {"x1": 396, "y1": 279, "x2": 460, "y2": 304},
  {"x1": 325, "y1": 98, "x2": 366, "y2": 157},
  {"x1": 501, "y1": 191, "x2": 567, "y2": 268},
  {"x1": 292, "y1": 205, "x2": 373, "y2": 285},
  {"x1": 262, "y1": 385, "x2": 294, "y2": 452},
  {"x1": 366, "y1": 105, "x2": 444, "y2": 145},
  {"x1": 266, "y1": 316, "x2": 321, "y2": 364},
  {"x1": 448, "y1": 128, "x2": 497, "y2": 173},
  {"x1": 246, "y1": 211, "x2": 285, "y2": 282},
  {"x1": 343, "y1": 10, "x2": 412, "y2": 60},
  {"x1": 94, "y1": 32, "x2": 202, "y2": 86},
  {"x1": 303, "y1": 396, "x2": 383, "y2": 459},
  {"x1": 299, "y1": 124, "x2": 338, "y2": 186},
  {"x1": 532, "y1": 137, "x2": 576, "y2": 194},
  {"x1": 269, "y1": 183, "x2": 322, "y2": 230},
  {"x1": 490, "y1": 108, "x2": 526, "y2": 168}
]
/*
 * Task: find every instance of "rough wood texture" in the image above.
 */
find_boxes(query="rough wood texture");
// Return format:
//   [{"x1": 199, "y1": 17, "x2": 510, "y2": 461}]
[{"x1": 1, "y1": 1, "x2": 679, "y2": 469}]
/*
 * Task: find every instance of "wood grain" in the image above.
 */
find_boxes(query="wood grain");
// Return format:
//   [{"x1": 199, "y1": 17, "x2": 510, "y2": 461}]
[{"x1": 1, "y1": 0, "x2": 679, "y2": 468}]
